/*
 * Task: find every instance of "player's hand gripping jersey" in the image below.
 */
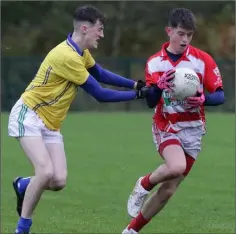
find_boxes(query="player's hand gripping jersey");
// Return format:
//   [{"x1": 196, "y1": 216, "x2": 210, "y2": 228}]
[{"x1": 146, "y1": 42, "x2": 223, "y2": 133}]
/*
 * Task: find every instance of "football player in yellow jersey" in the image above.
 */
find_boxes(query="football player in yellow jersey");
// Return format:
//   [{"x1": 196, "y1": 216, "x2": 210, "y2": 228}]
[{"x1": 8, "y1": 5, "x2": 148, "y2": 234}]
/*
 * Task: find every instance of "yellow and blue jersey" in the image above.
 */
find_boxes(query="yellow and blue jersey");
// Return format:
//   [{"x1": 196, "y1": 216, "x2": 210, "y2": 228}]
[
  {"x1": 21, "y1": 34, "x2": 137, "y2": 131},
  {"x1": 22, "y1": 34, "x2": 95, "y2": 130}
]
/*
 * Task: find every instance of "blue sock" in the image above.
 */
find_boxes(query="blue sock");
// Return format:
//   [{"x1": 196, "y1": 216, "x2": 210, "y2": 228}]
[
  {"x1": 16, "y1": 217, "x2": 32, "y2": 233},
  {"x1": 18, "y1": 177, "x2": 31, "y2": 194}
]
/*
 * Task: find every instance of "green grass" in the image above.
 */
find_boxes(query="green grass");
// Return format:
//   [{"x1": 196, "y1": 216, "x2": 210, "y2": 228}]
[{"x1": 1, "y1": 112, "x2": 235, "y2": 233}]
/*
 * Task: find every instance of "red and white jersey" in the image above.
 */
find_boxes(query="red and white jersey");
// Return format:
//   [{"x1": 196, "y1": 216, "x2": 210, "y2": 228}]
[{"x1": 146, "y1": 42, "x2": 223, "y2": 133}]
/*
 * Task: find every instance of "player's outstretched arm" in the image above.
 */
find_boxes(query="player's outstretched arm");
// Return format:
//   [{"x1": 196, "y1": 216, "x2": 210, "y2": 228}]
[
  {"x1": 88, "y1": 63, "x2": 144, "y2": 90},
  {"x1": 80, "y1": 75, "x2": 147, "y2": 102}
]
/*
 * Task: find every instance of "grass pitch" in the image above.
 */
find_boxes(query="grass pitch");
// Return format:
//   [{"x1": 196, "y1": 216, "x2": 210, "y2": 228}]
[{"x1": 1, "y1": 112, "x2": 234, "y2": 233}]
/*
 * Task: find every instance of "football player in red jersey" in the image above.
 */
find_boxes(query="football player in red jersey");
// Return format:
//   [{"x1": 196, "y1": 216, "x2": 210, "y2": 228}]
[{"x1": 122, "y1": 8, "x2": 224, "y2": 234}]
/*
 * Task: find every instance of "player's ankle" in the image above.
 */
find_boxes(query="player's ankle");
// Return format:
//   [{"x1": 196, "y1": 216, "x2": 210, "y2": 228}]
[
  {"x1": 128, "y1": 212, "x2": 150, "y2": 232},
  {"x1": 141, "y1": 174, "x2": 156, "y2": 191},
  {"x1": 16, "y1": 217, "x2": 32, "y2": 232}
]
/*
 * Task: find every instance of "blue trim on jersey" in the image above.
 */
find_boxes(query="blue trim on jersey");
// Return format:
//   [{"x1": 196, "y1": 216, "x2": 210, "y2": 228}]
[
  {"x1": 66, "y1": 33, "x2": 83, "y2": 56},
  {"x1": 80, "y1": 75, "x2": 137, "y2": 102},
  {"x1": 88, "y1": 63, "x2": 135, "y2": 89}
]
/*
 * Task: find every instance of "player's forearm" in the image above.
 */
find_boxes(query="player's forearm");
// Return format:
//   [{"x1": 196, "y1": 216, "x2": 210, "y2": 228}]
[
  {"x1": 204, "y1": 88, "x2": 224, "y2": 106},
  {"x1": 145, "y1": 85, "x2": 163, "y2": 108},
  {"x1": 80, "y1": 75, "x2": 137, "y2": 102},
  {"x1": 94, "y1": 89, "x2": 137, "y2": 102},
  {"x1": 88, "y1": 64, "x2": 135, "y2": 89}
]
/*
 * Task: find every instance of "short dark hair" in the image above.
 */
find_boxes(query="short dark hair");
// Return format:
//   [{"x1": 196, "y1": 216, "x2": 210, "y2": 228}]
[
  {"x1": 73, "y1": 5, "x2": 106, "y2": 25},
  {"x1": 168, "y1": 8, "x2": 196, "y2": 31}
]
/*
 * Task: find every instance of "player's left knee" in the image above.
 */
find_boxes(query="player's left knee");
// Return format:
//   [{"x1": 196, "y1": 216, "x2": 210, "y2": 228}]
[{"x1": 50, "y1": 177, "x2": 67, "y2": 191}]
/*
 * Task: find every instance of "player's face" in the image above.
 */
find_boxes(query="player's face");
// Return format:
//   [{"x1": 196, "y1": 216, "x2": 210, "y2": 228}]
[
  {"x1": 85, "y1": 20, "x2": 104, "y2": 49},
  {"x1": 166, "y1": 26, "x2": 194, "y2": 54}
]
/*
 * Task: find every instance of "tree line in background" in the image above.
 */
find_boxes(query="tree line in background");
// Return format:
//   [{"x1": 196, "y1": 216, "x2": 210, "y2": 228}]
[
  {"x1": 2, "y1": 1, "x2": 235, "y2": 60},
  {"x1": 1, "y1": 1, "x2": 235, "y2": 112}
]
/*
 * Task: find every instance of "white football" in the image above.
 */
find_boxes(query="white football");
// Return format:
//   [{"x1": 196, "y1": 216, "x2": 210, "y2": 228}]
[{"x1": 171, "y1": 67, "x2": 200, "y2": 100}]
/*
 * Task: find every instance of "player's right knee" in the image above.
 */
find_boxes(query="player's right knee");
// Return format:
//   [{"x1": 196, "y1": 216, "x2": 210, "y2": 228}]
[
  {"x1": 49, "y1": 178, "x2": 66, "y2": 191},
  {"x1": 162, "y1": 145, "x2": 186, "y2": 177}
]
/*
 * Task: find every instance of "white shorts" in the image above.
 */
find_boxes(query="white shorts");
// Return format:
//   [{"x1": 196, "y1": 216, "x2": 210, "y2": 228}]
[
  {"x1": 152, "y1": 122, "x2": 205, "y2": 160},
  {"x1": 8, "y1": 98, "x2": 63, "y2": 144}
]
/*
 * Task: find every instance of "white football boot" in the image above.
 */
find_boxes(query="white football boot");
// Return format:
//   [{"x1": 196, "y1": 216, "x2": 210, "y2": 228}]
[
  {"x1": 122, "y1": 227, "x2": 138, "y2": 234},
  {"x1": 127, "y1": 177, "x2": 150, "y2": 218}
]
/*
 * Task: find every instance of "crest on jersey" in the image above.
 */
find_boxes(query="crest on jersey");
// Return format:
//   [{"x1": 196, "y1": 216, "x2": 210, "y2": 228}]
[
  {"x1": 162, "y1": 91, "x2": 186, "y2": 107},
  {"x1": 213, "y1": 67, "x2": 221, "y2": 77}
]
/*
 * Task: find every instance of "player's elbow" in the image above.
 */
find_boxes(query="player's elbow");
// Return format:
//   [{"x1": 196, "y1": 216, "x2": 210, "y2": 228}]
[
  {"x1": 217, "y1": 90, "x2": 225, "y2": 105},
  {"x1": 96, "y1": 96, "x2": 107, "y2": 102},
  {"x1": 220, "y1": 93, "x2": 225, "y2": 104},
  {"x1": 149, "y1": 105, "x2": 157, "y2": 109},
  {"x1": 145, "y1": 86, "x2": 162, "y2": 108},
  {"x1": 146, "y1": 100, "x2": 156, "y2": 108},
  {"x1": 145, "y1": 96, "x2": 159, "y2": 108},
  {"x1": 219, "y1": 97, "x2": 225, "y2": 105},
  {"x1": 92, "y1": 89, "x2": 108, "y2": 102},
  {"x1": 93, "y1": 94, "x2": 106, "y2": 102}
]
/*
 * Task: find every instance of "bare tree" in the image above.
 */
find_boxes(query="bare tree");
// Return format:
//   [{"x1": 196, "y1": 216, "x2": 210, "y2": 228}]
[{"x1": 111, "y1": 1, "x2": 126, "y2": 57}]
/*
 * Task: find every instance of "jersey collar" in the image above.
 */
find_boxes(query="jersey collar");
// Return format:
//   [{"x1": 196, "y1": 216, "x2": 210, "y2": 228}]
[
  {"x1": 160, "y1": 42, "x2": 190, "y2": 58},
  {"x1": 66, "y1": 33, "x2": 83, "y2": 56}
]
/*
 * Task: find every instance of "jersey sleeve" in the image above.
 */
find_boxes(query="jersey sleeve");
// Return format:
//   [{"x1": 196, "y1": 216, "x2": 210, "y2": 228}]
[
  {"x1": 84, "y1": 49, "x2": 96, "y2": 69},
  {"x1": 54, "y1": 55, "x2": 89, "y2": 85},
  {"x1": 145, "y1": 61, "x2": 159, "y2": 86},
  {"x1": 203, "y1": 53, "x2": 223, "y2": 93}
]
